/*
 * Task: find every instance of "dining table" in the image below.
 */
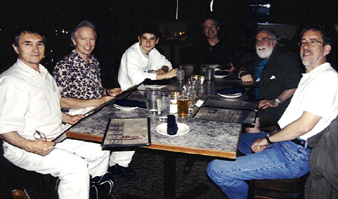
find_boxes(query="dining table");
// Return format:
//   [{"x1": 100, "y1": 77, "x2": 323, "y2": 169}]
[{"x1": 65, "y1": 69, "x2": 257, "y2": 199}]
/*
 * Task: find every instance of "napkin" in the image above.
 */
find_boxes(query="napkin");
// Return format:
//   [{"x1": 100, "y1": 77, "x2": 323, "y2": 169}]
[
  {"x1": 167, "y1": 115, "x2": 178, "y2": 135},
  {"x1": 216, "y1": 87, "x2": 245, "y2": 95},
  {"x1": 143, "y1": 78, "x2": 170, "y2": 85},
  {"x1": 114, "y1": 99, "x2": 147, "y2": 108},
  {"x1": 214, "y1": 71, "x2": 228, "y2": 76}
]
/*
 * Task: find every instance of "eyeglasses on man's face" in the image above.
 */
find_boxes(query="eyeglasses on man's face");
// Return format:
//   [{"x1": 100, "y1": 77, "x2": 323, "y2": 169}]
[
  {"x1": 298, "y1": 39, "x2": 323, "y2": 47},
  {"x1": 255, "y1": 37, "x2": 273, "y2": 45}
]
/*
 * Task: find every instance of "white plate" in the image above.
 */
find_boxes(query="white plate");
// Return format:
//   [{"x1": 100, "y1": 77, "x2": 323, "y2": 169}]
[
  {"x1": 218, "y1": 93, "x2": 242, "y2": 98},
  {"x1": 156, "y1": 123, "x2": 190, "y2": 137},
  {"x1": 214, "y1": 74, "x2": 229, "y2": 78},
  {"x1": 114, "y1": 104, "x2": 138, "y2": 111},
  {"x1": 145, "y1": 85, "x2": 167, "y2": 89}
]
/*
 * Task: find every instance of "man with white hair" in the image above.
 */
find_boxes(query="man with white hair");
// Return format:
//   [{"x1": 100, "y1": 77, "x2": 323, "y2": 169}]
[{"x1": 238, "y1": 28, "x2": 302, "y2": 132}]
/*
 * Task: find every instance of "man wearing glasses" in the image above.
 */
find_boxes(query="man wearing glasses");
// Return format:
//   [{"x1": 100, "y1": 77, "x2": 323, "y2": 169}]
[
  {"x1": 0, "y1": 28, "x2": 110, "y2": 199},
  {"x1": 207, "y1": 25, "x2": 338, "y2": 199},
  {"x1": 238, "y1": 28, "x2": 302, "y2": 133}
]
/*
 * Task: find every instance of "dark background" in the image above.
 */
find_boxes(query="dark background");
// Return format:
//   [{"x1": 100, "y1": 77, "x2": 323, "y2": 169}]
[{"x1": 1, "y1": 0, "x2": 338, "y2": 87}]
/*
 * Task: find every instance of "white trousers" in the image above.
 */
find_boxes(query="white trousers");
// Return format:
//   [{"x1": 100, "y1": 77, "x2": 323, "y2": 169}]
[
  {"x1": 3, "y1": 139, "x2": 109, "y2": 199},
  {"x1": 109, "y1": 151, "x2": 135, "y2": 167}
]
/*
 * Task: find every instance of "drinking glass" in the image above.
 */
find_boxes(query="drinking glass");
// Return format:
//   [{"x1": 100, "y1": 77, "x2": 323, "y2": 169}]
[
  {"x1": 177, "y1": 93, "x2": 190, "y2": 116},
  {"x1": 157, "y1": 93, "x2": 170, "y2": 122},
  {"x1": 170, "y1": 92, "x2": 179, "y2": 114},
  {"x1": 146, "y1": 89, "x2": 159, "y2": 114}
]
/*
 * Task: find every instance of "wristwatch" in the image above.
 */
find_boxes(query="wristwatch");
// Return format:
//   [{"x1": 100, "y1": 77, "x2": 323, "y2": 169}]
[
  {"x1": 265, "y1": 134, "x2": 273, "y2": 144},
  {"x1": 275, "y1": 98, "x2": 281, "y2": 105}
]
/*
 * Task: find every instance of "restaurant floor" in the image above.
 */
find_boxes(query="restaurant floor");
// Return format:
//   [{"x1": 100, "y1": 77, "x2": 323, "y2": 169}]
[{"x1": 0, "y1": 147, "x2": 303, "y2": 199}]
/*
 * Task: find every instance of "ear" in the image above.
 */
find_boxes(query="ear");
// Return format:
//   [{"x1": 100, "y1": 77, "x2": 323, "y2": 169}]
[
  {"x1": 138, "y1": 36, "x2": 141, "y2": 43},
  {"x1": 71, "y1": 38, "x2": 76, "y2": 46},
  {"x1": 12, "y1": 44, "x2": 19, "y2": 55},
  {"x1": 272, "y1": 40, "x2": 277, "y2": 48},
  {"x1": 156, "y1": 37, "x2": 159, "y2": 44},
  {"x1": 217, "y1": 26, "x2": 220, "y2": 31},
  {"x1": 324, "y1": 45, "x2": 331, "y2": 56}
]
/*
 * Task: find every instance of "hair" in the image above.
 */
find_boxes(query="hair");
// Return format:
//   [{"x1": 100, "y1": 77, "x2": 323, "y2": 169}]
[
  {"x1": 300, "y1": 25, "x2": 331, "y2": 46},
  {"x1": 13, "y1": 29, "x2": 46, "y2": 47},
  {"x1": 71, "y1": 20, "x2": 97, "y2": 41},
  {"x1": 138, "y1": 22, "x2": 161, "y2": 38},
  {"x1": 257, "y1": 28, "x2": 277, "y2": 41},
  {"x1": 202, "y1": 18, "x2": 219, "y2": 29}
]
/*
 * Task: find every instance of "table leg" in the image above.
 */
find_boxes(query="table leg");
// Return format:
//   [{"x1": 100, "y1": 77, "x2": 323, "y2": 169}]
[{"x1": 163, "y1": 151, "x2": 176, "y2": 199}]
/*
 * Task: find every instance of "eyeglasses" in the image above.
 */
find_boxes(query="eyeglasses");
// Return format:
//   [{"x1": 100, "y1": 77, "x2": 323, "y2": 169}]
[
  {"x1": 34, "y1": 130, "x2": 47, "y2": 142},
  {"x1": 298, "y1": 39, "x2": 323, "y2": 47},
  {"x1": 255, "y1": 37, "x2": 274, "y2": 45}
]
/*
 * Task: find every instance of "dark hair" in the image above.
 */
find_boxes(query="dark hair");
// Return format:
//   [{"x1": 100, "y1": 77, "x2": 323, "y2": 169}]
[
  {"x1": 71, "y1": 20, "x2": 97, "y2": 40},
  {"x1": 138, "y1": 22, "x2": 161, "y2": 38},
  {"x1": 202, "y1": 18, "x2": 219, "y2": 29},
  {"x1": 13, "y1": 29, "x2": 46, "y2": 47},
  {"x1": 257, "y1": 28, "x2": 277, "y2": 41},
  {"x1": 300, "y1": 25, "x2": 331, "y2": 46}
]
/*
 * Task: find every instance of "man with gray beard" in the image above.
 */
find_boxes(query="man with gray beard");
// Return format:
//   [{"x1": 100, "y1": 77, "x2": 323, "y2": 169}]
[{"x1": 238, "y1": 28, "x2": 302, "y2": 133}]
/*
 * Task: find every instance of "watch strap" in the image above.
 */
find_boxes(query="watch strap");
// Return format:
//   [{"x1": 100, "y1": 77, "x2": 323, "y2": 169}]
[{"x1": 265, "y1": 134, "x2": 273, "y2": 144}]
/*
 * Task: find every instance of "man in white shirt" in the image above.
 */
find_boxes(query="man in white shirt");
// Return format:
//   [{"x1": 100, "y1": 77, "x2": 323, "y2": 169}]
[
  {"x1": 0, "y1": 29, "x2": 110, "y2": 199},
  {"x1": 207, "y1": 25, "x2": 338, "y2": 199},
  {"x1": 118, "y1": 23, "x2": 178, "y2": 91}
]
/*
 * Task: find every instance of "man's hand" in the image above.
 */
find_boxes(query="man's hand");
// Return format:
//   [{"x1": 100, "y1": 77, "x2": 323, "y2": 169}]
[
  {"x1": 241, "y1": 74, "x2": 254, "y2": 83},
  {"x1": 224, "y1": 63, "x2": 235, "y2": 73},
  {"x1": 251, "y1": 137, "x2": 269, "y2": 153},
  {"x1": 258, "y1": 99, "x2": 278, "y2": 109},
  {"x1": 107, "y1": 88, "x2": 122, "y2": 97},
  {"x1": 62, "y1": 112, "x2": 85, "y2": 125},
  {"x1": 27, "y1": 138, "x2": 55, "y2": 156},
  {"x1": 156, "y1": 68, "x2": 178, "y2": 80}
]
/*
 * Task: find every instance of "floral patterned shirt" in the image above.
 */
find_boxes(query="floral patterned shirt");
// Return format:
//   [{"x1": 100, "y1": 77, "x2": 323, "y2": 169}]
[{"x1": 53, "y1": 50, "x2": 104, "y2": 100}]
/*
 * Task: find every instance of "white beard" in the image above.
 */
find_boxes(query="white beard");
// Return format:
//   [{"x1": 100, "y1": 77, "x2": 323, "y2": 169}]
[{"x1": 256, "y1": 45, "x2": 273, "y2": 59}]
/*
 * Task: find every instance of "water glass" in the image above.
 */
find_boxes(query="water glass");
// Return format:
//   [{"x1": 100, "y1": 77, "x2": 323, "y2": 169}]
[
  {"x1": 170, "y1": 92, "x2": 179, "y2": 114},
  {"x1": 188, "y1": 90, "x2": 196, "y2": 111},
  {"x1": 146, "y1": 89, "x2": 159, "y2": 114},
  {"x1": 205, "y1": 66, "x2": 215, "y2": 83},
  {"x1": 157, "y1": 93, "x2": 170, "y2": 122}
]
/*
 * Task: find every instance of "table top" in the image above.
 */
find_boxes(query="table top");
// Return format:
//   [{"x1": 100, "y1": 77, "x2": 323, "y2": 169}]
[{"x1": 67, "y1": 76, "x2": 255, "y2": 159}]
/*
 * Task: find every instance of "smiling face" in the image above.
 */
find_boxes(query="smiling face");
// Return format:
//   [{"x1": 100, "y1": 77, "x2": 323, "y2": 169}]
[
  {"x1": 138, "y1": 33, "x2": 159, "y2": 55},
  {"x1": 72, "y1": 27, "x2": 96, "y2": 60},
  {"x1": 203, "y1": 19, "x2": 219, "y2": 40},
  {"x1": 255, "y1": 31, "x2": 276, "y2": 59},
  {"x1": 12, "y1": 32, "x2": 45, "y2": 71},
  {"x1": 300, "y1": 30, "x2": 331, "y2": 72}
]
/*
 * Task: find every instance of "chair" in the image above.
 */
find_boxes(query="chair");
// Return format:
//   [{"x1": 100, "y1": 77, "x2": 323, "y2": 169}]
[
  {"x1": 248, "y1": 173, "x2": 309, "y2": 199},
  {"x1": 0, "y1": 140, "x2": 56, "y2": 199},
  {"x1": 11, "y1": 189, "x2": 29, "y2": 199}
]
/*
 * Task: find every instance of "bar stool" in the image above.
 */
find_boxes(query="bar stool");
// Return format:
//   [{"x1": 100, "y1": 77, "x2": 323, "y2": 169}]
[{"x1": 248, "y1": 173, "x2": 309, "y2": 199}]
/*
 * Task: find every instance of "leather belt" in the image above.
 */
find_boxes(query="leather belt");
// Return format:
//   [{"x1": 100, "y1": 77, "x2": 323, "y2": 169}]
[{"x1": 291, "y1": 138, "x2": 306, "y2": 147}]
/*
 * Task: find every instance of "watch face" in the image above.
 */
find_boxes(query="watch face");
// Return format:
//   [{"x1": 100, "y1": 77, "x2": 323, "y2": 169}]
[{"x1": 275, "y1": 99, "x2": 281, "y2": 104}]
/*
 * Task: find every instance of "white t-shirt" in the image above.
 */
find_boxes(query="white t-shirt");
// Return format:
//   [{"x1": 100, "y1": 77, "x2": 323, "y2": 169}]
[
  {"x1": 0, "y1": 59, "x2": 63, "y2": 140},
  {"x1": 278, "y1": 63, "x2": 338, "y2": 140},
  {"x1": 118, "y1": 42, "x2": 172, "y2": 91}
]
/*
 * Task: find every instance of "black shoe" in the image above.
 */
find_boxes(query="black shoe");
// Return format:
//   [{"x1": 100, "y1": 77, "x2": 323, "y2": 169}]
[{"x1": 109, "y1": 164, "x2": 135, "y2": 178}]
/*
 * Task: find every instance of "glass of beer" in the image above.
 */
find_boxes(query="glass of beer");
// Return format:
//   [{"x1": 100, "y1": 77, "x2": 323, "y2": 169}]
[{"x1": 177, "y1": 93, "x2": 190, "y2": 116}]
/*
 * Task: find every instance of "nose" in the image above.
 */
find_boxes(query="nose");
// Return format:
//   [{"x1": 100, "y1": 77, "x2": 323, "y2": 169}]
[
  {"x1": 32, "y1": 44, "x2": 39, "y2": 52},
  {"x1": 146, "y1": 39, "x2": 150, "y2": 45}
]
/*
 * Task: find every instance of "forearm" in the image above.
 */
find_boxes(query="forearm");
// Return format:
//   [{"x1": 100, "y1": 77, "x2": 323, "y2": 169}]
[
  {"x1": 0, "y1": 131, "x2": 33, "y2": 152},
  {"x1": 269, "y1": 111, "x2": 321, "y2": 143},
  {"x1": 60, "y1": 97, "x2": 100, "y2": 109},
  {"x1": 276, "y1": 88, "x2": 297, "y2": 104}
]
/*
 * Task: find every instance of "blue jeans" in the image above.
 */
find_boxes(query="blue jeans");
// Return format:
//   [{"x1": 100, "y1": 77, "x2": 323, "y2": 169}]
[{"x1": 206, "y1": 133, "x2": 310, "y2": 199}]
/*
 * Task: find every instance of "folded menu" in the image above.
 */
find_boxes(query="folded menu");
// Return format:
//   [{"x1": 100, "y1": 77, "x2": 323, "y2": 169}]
[
  {"x1": 102, "y1": 118, "x2": 151, "y2": 148},
  {"x1": 143, "y1": 78, "x2": 170, "y2": 85},
  {"x1": 215, "y1": 71, "x2": 228, "y2": 76},
  {"x1": 115, "y1": 99, "x2": 146, "y2": 108}
]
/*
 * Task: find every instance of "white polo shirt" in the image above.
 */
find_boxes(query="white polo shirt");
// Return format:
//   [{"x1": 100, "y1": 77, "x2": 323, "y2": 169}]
[
  {"x1": 278, "y1": 62, "x2": 338, "y2": 140},
  {"x1": 0, "y1": 59, "x2": 63, "y2": 140}
]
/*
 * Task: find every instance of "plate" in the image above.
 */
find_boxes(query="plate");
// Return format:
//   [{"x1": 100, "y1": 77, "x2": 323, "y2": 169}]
[
  {"x1": 214, "y1": 74, "x2": 229, "y2": 78},
  {"x1": 145, "y1": 85, "x2": 167, "y2": 89},
  {"x1": 114, "y1": 104, "x2": 138, "y2": 111},
  {"x1": 156, "y1": 123, "x2": 190, "y2": 137},
  {"x1": 218, "y1": 93, "x2": 242, "y2": 98}
]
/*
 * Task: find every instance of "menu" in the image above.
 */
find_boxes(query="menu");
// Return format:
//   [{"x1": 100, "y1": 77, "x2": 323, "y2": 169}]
[{"x1": 193, "y1": 96, "x2": 257, "y2": 124}]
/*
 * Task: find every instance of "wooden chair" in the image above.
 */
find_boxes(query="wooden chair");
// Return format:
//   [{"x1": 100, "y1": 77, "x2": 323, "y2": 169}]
[
  {"x1": 11, "y1": 189, "x2": 29, "y2": 199},
  {"x1": 248, "y1": 173, "x2": 309, "y2": 199}
]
